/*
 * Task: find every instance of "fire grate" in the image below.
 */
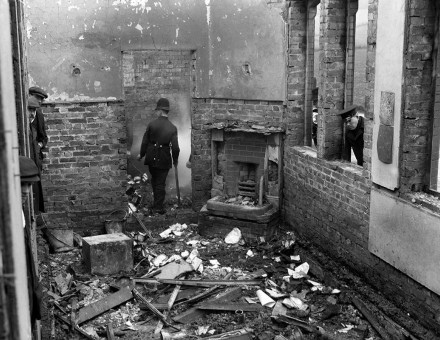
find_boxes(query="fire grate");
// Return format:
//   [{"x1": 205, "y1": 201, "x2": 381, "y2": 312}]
[{"x1": 237, "y1": 181, "x2": 257, "y2": 197}]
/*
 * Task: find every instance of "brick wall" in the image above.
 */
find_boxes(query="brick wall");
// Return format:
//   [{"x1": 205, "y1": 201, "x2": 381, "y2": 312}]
[
  {"x1": 317, "y1": 0, "x2": 347, "y2": 160},
  {"x1": 283, "y1": 146, "x2": 440, "y2": 333},
  {"x1": 191, "y1": 98, "x2": 284, "y2": 209},
  {"x1": 223, "y1": 132, "x2": 266, "y2": 196},
  {"x1": 283, "y1": 0, "x2": 440, "y2": 333},
  {"x1": 122, "y1": 49, "x2": 193, "y2": 179},
  {"x1": 304, "y1": 5, "x2": 317, "y2": 146},
  {"x1": 286, "y1": 0, "x2": 307, "y2": 146},
  {"x1": 41, "y1": 101, "x2": 127, "y2": 231},
  {"x1": 401, "y1": 0, "x2": 436, "y2": 192},
  {"x1": 345, "y1": 0, "x2": 358, "y2": 106}
]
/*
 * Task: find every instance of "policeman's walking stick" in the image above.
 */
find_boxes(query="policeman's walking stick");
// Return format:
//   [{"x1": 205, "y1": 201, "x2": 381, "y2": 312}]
[{"x1": 174, "y1": 164, "x2": 181, "y2": 207}]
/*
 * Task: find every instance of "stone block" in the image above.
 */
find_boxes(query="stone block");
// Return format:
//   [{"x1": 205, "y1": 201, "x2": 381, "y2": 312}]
[{"x1": 82, "y1": 233, "x2": 133, "y2": 275}]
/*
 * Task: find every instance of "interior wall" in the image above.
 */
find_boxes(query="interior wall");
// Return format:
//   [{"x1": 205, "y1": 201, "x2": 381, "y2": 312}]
[{"x1": 25, "y1": 0, "x2": 286, "y2": 101}]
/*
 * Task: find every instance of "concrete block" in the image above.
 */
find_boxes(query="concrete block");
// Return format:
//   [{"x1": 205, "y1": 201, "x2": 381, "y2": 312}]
[{"x1": 82, "y1": 233, "x2": 133, "y2": 275}]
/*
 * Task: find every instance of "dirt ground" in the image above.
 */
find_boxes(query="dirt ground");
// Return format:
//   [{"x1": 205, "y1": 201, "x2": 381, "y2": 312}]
[{"x1": 36, "y1": 200, "x2": 437, "y2": 340}]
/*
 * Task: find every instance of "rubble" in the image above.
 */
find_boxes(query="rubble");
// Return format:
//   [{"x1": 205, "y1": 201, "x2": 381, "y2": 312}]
[{"x1": 41, "y1": 217, "x2": 425, "y2": 340}]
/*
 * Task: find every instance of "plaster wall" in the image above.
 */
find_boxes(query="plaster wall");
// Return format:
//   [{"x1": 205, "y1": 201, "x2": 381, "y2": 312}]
[
  {"x1": 25, "y1": 0, "x2": 286, "y2": 101},
  {"x1": 371, "y1": 0, "x2": 406, "y2": 189},
  {"x1": 369, "y1": 188, "x2": 440, "y2": 296}
]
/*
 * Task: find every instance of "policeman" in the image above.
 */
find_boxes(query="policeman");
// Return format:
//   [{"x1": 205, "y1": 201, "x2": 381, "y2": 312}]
[
  {"x1": 338, "y1": 105, "x2": 364, "y2": 166},
  {"x1": 138, "y1": 98, "x2": 180, "y2": 214}
]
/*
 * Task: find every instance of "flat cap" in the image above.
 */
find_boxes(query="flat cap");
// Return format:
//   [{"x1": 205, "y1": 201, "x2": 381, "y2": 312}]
[
  {"x1": 28, "y1": 96, "x2": 40, "y2": 109},
  {"x1": 19, "y1": 156, "x2": 40, "y2": 182},
  {"x1": 338, "y1": 104, "x2": 358, "y2": 120},
  {"x1": 155, "y1": 98, "x2": 170, "y2": 111},
  {"x1": 29, "y1": 86, "x2": 48, "y2": 99}
]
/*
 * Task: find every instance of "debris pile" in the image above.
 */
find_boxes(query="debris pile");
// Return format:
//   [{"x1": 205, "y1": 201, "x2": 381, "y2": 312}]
[{"x1": 44, "y1": 223, "x2": 419, "y2": 339}]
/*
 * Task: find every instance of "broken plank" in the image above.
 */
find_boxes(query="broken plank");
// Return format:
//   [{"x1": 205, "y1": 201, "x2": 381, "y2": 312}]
[
  {"x1": 173, "y1": 288, "x2": 243, "y2": 324},
  {"x1": 132, "y1": 288, "x2": 180, "y2": 331},
  {"x1": 167, "y1": 285, "x2": 181, "y2": 310},
  {"x1": 135, "y1": 278, "x2": 262, "y2": 287},
  {"x1": 352, "y1": 296, "x2": 392, "y2": 340},
  {"x1": 173, "y1": 271, "x2": 234, "y2": 307},
  {"x1": 196, "y1": 303, "x2": 263, "y2": 312},
  {"x1": 172, "y1": 306, "x2": 205, "y2": 324},
  {"x1": 214, "y1": 287, "x2": 242, "y2": 302},
  {"x1": 172, "y1": 286, "x2": 221, "y2": 307},
  {"x1": 139, "y1": 303, "x2": 168, "y2": 311},
  {"x1": 77, "y1": 287, "x2": 133, "y2": 325},
  {"x1": 71, "y1": 298, "x2": 78, "y2": 327},
  {"x1": 271, "y1": 315, "x2": 314, "y2": 333},
  {"x1": 157, "y1": 287, "x2": 202, "y2": 304},
  {"x1": 54, "y1": 314, "x2": 97, "y2": 340}
]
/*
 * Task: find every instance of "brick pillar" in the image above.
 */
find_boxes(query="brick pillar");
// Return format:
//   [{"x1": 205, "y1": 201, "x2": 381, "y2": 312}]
[
  {"x1": 345, "y1": 0, "x2": 358, "y2": 106},
  {"x1": 286, "y1": 0, "x2": 308, "y2": 146},
  {"x1": 304, "y1": 4, "x2": 318, "y2": 146},
  {"x1": 317, "y1": 0, "x2": 347, "y2": 160}
]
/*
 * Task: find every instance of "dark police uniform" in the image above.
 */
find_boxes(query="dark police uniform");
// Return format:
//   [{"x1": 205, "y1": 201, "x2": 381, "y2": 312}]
[
  {"x1": 140, "y1": 101, "x2": 180, "y2": 213},
  {"x1": 345, "y1": 115, "x2": 364, "y2": 166}
]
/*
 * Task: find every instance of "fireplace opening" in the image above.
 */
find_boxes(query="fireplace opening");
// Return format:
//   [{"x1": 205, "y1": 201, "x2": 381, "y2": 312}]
[{"x1": 237, "y1": 162, "x2": 257, "y2": 197}]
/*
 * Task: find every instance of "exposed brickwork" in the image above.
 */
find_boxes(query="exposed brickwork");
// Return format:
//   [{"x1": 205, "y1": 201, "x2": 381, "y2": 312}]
[
  {"x1": 122, "y1": 49, "x2": 193, "y2": 176},
  {"x1": 304, "y1": 5, "x2": 317, "y2": 146},
  {"x1": 123, "y1": 49, "x2": 192, "y2": 123},
  {"x1": 41, "y1": 101, "x2": 127, "y2": 231},
  {"x1": 345, "y1": 0, "x2": 358, "y2": 106},
  {"x1": 223, "y1": 132, "x2": 266, "y2": 196},
  {"x1": 401, "y1": 0, "x2": 436, "y2": 192},
  {"x1": 283, "y1": 146, "x2": 440, "y2": 334},
  {"x1": 317, "y1": 0, "x2": 347, "y2": 160},
  {"x1": 191, "y1": 98, "x2": 284, "y2": 209},
  {"x1": 286, "y1": 0, "x2": 307, "y2": 146}
]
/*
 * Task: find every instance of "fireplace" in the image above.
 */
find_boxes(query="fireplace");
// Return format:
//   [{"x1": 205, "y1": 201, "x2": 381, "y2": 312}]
[{"x1": 199, "y1": 125, "x2": 283, "y2": 240}]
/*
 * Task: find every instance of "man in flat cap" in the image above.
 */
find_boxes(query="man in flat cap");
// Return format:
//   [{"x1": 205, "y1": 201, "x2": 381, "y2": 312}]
[
  {"x1": 29, "y1": 87, "x2": 48, "y2": 162},
  {"x1": 138, "y1": 98, "x2": 180, "y2": 215},
  {"x1": 19, "y1": 156, "x2": 43, "y2": 327},
  {"x1": 27, "y1": 97, "x2": 45, "y2": 213},
  {"x1": 338, "y1": 105, "x2": 364, "y2": 166}
]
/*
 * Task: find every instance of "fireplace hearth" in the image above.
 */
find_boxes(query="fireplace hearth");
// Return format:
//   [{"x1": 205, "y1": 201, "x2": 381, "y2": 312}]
[{"x1": 198, "y1": 125, "x2": 283, "y2": 240}]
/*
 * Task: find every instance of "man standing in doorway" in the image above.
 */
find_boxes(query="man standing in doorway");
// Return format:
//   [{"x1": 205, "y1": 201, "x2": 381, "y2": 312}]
[{"x1": 138, "y1": 98, "x2": 180, "y2": 214}]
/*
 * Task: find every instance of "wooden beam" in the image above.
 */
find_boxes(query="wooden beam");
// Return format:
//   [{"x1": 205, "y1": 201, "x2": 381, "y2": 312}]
[
  {"x1": 134, "y1": 278, "x2": 262, "y2": 287},
  {"x1": 196, "y1": 303, "x2": 263, "y2": 312},
  {"x1": 351, "y1": 296, "x2": 392, "y2": 340},
  {"x1": 77, "y1": 287, "x2": 133, "y2": 325}
]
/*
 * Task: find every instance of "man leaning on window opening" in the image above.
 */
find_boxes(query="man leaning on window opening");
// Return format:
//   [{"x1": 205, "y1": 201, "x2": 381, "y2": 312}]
[{"x1": 338, "y1": 105, "x2": 364, "y2": 166}]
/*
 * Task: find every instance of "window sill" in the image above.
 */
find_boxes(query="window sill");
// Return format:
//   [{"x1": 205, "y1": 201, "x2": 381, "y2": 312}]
[
  {"x1": 293, "y1": 146, "x2": 364, "y2": 177},
  {"x1": 405, "y1": 192, "x2": 440, "y2": 215}
]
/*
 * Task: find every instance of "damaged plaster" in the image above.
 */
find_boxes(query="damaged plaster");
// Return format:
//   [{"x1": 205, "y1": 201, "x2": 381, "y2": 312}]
[{"x1": 26, "y1": 0, "x2": 286, "y2": 101}]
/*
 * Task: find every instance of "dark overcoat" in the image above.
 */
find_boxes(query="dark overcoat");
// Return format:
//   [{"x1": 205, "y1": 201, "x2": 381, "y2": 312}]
[{"x1": 140, "y1": 116, "x2": 180, "y2": 169}]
